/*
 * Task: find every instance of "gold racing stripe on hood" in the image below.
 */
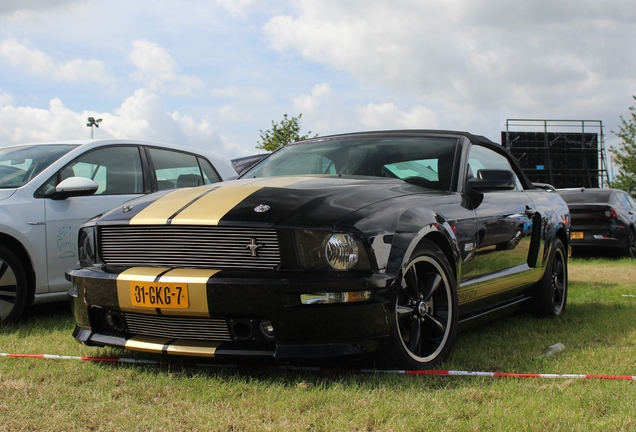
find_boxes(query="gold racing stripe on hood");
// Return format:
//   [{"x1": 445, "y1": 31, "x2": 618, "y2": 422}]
[
  {"x1": 171, "y1": 176, "x2": 311, "y2": 225},
  {"x1": 130, "y1": 187, "x2": 213, "y2": 225},
  {"x1": 116, "y1": 267, "x2": 219, "y2": 317},
  {"x1": 129, "y1": 176, "x2": 310, "y2": 226}
]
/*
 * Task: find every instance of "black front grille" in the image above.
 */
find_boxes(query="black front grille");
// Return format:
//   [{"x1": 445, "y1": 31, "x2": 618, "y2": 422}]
[
  {"x1": 123, "y1": 312, "x2": 232, "y2": 341},
  {"x1": 99, "y1": 226, "x2": 280, "y2": 270}
]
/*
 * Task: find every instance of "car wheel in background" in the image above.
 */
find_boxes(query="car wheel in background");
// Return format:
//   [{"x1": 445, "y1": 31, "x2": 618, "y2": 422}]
[
  {"x1": 533, "y1": 237, "x2": 567, "y2": 317},
  {"x1": 625, "y1": 228, "x2": 636, "y2": 259},
  {"x1": 382, "y1": 240, "x2": 458, "y2": 369},
  {"x1": 0, "y1": 245, "x2": 28, "y2": 324}
]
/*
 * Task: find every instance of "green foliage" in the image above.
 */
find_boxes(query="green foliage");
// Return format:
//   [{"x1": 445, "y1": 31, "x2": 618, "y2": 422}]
[
  {"x1": 609, "y1": 95, "x2": 636, "y2": 195},
  {"x1": 256, "y1": 113, "x2": 317, "y2": 151}
]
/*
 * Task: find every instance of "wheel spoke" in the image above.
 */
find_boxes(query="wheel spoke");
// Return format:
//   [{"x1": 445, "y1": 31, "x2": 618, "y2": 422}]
[
  {"x1": 425, "y1": 312, "x2": 446, "y2": 335},
  {"x1": 405, "y1": 266, "x2": 419, "y2": 300},
  {"x1": 407, "y1": 319, "x2": 421, "y2": 354},
  {"x1": 421, "y1": 273, "x2": 442, "y2": 302}
]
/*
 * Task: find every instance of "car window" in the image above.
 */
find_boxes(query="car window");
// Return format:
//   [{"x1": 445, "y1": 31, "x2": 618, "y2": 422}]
[
  {"x1": 616, "y1": 191, "x2": 632, "y2": 208},
  {"x1": 198, "y1": 157, "x2": 221, "y2": 184},
  {"x1": 148, "y1": 148, "x2": 213, "y2": 190},
  {"x1": 38, "y1": 146, "x2": 144, "y2": 196},
  {"x1": 467, "y1": 145, "x2": 523, "y2": 190},
  {"x1": 0, "y1": 144, "x2": 78, "y2": 188},
  {"x1": 626, "y1": 194, "x2": 636, "y2": 209},
  {"x1": 244, "y1": 136, "x2": 457, "y2": 191}
]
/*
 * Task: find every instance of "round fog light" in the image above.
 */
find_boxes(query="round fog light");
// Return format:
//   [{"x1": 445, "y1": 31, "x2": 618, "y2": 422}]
[{"x1": 259, "y1": 320, "x2": 275, "y2": 339}]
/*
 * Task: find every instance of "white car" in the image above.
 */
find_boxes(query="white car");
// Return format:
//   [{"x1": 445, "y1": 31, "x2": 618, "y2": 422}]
[{"x1": 0, "y1": 139, "x2": 237, "y2": 323}]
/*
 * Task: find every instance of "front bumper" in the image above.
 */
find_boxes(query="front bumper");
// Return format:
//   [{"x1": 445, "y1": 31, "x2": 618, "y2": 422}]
[{"x1": 67, "y1": 265, "x2": 394, "y2": 360}]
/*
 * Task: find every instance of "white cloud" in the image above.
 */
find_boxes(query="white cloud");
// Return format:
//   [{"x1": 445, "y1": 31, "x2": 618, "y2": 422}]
[
  {"x1": 264, "y1": 0, "x2": 636, "y2": 120},
  {"x1": 211, "y1": 86, "x2": 274, "y2": 104},
  {"x1": 0, "y1": 90, "x2": 14, "y2": 107},
  {"x1": 0, "y1": 89, "x2": 236, "y2": 159},
  {"x1": 357, "y1": 103, "x2": 438, "y2": 130},
  {"x1": 292, "y1": 83, "x2": 438, "y2": 135},
  {"x1": 214, "y1": 0, "x2": 259, "y2": 18},
  {"x1": 128, "y1": 39, "x2": 203, "y2": 96},
  {"x1": 0, "y1": 0, "x2": 87, "y2": 17},
  {"x1": 0, "y1": 38, "x2": 114, "y2": 84},
  {"x1": 0, "y1": 98, "x2": 89, "y2": 143}
]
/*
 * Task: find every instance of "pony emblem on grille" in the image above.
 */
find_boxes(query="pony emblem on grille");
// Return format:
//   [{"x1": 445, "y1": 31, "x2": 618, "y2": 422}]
[{"x1": 246, "y1": 238, "x2": 262, "y2": 257}]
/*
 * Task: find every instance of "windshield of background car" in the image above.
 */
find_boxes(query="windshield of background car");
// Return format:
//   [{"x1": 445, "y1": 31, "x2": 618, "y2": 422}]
[
  {"x1": 558, "y1": 189, "x2": 611, "y2": 204},
  {"x1": 0, "y1": 144, "x2": 78, "y2": 188},
  {"x1": 243, "y1": 136, "x2": 459, "y2": 191}
]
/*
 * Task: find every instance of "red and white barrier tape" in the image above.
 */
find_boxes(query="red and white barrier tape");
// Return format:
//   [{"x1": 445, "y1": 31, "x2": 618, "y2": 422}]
[{"x1": 2, "y1": 352, "x2": 635, "y2": 381}]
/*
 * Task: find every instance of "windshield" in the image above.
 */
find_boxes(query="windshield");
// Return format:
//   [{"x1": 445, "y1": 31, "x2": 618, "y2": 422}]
[
  {"x1": 0, "y1": 144, "x2": 79, "y2": 188},
  {"x1": 243, "y1": 136, "x2": 459, "y2": 191}
]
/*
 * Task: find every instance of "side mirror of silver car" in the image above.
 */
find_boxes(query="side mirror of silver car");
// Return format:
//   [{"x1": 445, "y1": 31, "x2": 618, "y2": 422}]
[{"x1": 51, "y1": 177, "x2": 99, "y2": 200}]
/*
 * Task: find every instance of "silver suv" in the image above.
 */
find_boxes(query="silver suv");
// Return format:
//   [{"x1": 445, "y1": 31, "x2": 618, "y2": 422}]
[{"x1": 0, "y1": 139, "x2": 237, "y2": 323}]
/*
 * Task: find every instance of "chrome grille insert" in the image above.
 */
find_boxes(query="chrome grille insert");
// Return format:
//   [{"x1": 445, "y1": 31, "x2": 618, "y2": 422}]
[
  {"x1": 100, "y1": 226, "x2": 280, "y2": 269},
  {"x1": 123, "y1": 313, "x2": 232, "y2": 341}
]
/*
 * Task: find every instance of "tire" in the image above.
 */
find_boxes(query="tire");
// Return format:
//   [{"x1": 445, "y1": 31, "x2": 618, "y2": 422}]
[
  {"x1": 625, "y1": 228, "x2": 636, "y2": 259},
  {"x1": 381, "y1": 240, "x2": 458, "y2": 369},
  {"x1": 533, "y1": 237, "x2": 567, "y2": 317},
  {"x1": 0, "y1": 245, "x2": 29, "y2": 324}
]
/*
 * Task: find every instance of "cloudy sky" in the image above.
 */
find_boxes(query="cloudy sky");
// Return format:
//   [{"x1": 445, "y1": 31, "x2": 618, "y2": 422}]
[{"x1": 1, "y1": 0, "x2": 635, "y2": 160}]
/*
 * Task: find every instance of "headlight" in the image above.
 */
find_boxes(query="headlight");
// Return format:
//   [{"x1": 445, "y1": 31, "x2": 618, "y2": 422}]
[
  {"x1": 295, "y1": 230, "x2": 372, "y2": 270},
  {"x1": 325, "y1": 233, "x2": 359, "y2": 270},
  {"x1": 78, "y1": 227, "x2": 96, "y2": 266}
]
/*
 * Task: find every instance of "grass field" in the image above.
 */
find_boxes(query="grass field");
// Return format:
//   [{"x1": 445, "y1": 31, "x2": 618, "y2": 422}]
[{"x1": 1, "y1": 258, "x2": 635, "y2": 431}]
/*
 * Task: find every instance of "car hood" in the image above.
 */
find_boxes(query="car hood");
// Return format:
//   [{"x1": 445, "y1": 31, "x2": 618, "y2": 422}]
[{"x1": 95, "y1": 176, "x2": 442, "y2": 227}]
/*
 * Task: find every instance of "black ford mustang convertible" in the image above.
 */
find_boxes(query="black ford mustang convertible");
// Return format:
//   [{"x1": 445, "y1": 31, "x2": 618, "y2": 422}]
[{"x1": 67, "y1": 130, "x2": 570, "y2": 369}]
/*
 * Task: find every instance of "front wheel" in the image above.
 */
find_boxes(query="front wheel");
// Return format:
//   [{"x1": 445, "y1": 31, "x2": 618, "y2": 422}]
[
  {"x1": 381, "y1": 240, "x2": 458, "y2": 369},
  {"x1": 533, "y1": 237, "x2": 567, "y2": 317},
  {"x1": 0, "y1": 246, "x2": 29, "y2": 324}
]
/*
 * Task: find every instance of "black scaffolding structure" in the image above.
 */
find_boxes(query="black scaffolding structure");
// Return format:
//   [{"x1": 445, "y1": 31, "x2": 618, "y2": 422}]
[{"x1": 502, "y1": 119, "x2": 609, "y2": 189}]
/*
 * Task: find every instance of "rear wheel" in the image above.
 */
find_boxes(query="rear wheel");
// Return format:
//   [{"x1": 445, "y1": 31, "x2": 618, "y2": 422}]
[
  {"x1": 0, "y1": 246, "x2": 28, "y2": 324},
  {"x1": 533, "y1": 237, "x2": 567, "y2": 317},
  {"x1": 381, "y1": 240, "x2": 458, "y2": 369}
]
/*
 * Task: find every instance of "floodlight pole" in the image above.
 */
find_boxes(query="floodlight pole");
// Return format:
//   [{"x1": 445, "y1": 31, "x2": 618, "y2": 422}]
[{"x1": 86, "y1": 117, "x2": 103, "y2": 139}]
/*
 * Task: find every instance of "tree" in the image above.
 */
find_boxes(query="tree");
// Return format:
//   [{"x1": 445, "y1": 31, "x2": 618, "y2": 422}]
[
  {"x1": 256, "y1": 113, "x2": 317, "y2": 152},
  {"x1": 609, "y1": 96, "x2": 636, "y2": 195}
]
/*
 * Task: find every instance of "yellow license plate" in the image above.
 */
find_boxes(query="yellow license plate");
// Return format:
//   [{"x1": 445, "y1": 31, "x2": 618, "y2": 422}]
[
  {"x1": 130, "y1": 282, "x2": 189, "y2": 309},
  {"x1": 571, "y1": 231, "x2": 584, "y2": 239}
]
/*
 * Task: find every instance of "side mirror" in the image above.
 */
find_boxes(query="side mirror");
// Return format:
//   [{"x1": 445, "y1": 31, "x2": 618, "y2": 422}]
[
  {"x1": 468, "y1": 169, "x2": 516, "y2": 192},
  {"x1": 50, "y1": 177, "x2": 99, "y2": 200}
]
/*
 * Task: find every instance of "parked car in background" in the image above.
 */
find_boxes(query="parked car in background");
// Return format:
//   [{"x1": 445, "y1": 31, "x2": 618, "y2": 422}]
[
  {"x1": 231, "y1": 153, "x2": 269, "y2": 176},
  {"x1": 0, "y1": 139, "x2": 236, "y2": 323},
  {"x1": 557, "y1": 187, "x2": 636, "y2": 258},
  {"x1": 67, "y1": 130, "x2": 569, "y2": 369}
]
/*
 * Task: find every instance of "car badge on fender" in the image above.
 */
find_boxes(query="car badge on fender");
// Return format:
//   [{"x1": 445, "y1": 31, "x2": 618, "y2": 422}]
[
  {"x1": 254, "y1": 204, "x2": 270, "y2": 213},
  {"x1": 121, "y1": 204, "x2": 134, "y2": 213}
]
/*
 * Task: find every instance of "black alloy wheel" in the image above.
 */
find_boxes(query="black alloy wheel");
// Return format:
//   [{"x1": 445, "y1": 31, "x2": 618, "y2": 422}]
[
  {"x1": 0, "y1": 245, "x2": 28, "y2": 324},
  {"x1": 533, "y1": 237, "x2": 567, "y2": 317},
  {"x1": 383, "y1": 240, "x2": 457, "y2": 369}
]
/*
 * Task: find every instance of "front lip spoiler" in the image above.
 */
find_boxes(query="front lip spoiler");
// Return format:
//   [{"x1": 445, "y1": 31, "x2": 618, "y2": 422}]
[{"x1": 72, "y1": 326, "x2": 388, "y2": 360}]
